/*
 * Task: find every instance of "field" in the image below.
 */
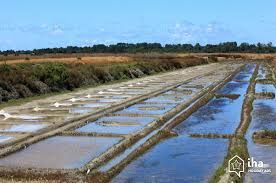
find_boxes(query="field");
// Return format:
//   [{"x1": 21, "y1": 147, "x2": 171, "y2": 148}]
[{"x1": 0, "y1": 54, "x2": 275, "y2": 183}]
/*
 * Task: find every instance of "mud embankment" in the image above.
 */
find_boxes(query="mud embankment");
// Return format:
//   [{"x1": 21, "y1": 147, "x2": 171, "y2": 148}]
[{"x1": 252, "y1": 130, "x2": 276, "y2": 145}]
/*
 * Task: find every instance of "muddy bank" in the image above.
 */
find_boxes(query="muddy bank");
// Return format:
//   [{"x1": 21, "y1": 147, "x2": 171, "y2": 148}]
[
  {"x1": 189, "y1": 133, "x2": 233, "y2": 139},
  {"x1": 252, "y1": 130, "x2": 276, "y2": 145}
]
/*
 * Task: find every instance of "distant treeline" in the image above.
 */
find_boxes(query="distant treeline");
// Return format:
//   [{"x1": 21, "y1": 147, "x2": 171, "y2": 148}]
[{"x1": 1, "y1": 42, "x2": 276, "y2": 55}]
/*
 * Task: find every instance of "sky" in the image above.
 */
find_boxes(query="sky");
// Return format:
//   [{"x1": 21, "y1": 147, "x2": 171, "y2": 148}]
[{"x1": 0, "y1": 0, "x2": 276, "y2": 50}]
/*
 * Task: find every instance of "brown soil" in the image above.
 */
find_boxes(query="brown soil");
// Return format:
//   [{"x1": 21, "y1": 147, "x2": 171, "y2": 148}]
[{"x1": 1, "y1": 53, "x2": 275, "y2": 65}]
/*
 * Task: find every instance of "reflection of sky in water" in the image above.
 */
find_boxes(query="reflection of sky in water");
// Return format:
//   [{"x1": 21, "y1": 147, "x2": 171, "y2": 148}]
[
  {"x1": 77, "y1": 116, "x2": 156, "y2": 134},
  {"x1": 175, "y1": 97, "x2": 243, "y2": 135},
  {"x1": 255, "y1": 83, "x2": 276, "y2": 94},
  {"x1": 0, "y1": 136, "x2": 121, "y2": 169},
  {"x1": 77, "y1": 122, "x2": 143, "y2": 134},
  {"x1": 112, "y1": 136, "x2": 228, "y2": 183},
  {"x1": 246, "y1": 99, "x2": 276, "y2": 183},
  {"x1": 232, "y1": 64, "x2": 255, "y2": 81},
  {"x1": 69, "y1": 107, "x2": 92, "y2": 114},
  {"x1": 116, "y1": 103, "x2": 176, "y2": 115},
  {"x1": 96, "y1": 116, "x2": 156, "y2": 124},
  {"x1": 82, "y1": 103, "x2": 108, "y2": 108},
  {"x1": 144, "y1": 94, "x2": 189, "y2": 104},
  {"x1": 0, "y1": 124, "x2": 47, "y2": 132},
  {"x1": 0, "y1": 135, "x2": 13, "y2": 143},
  {"x1": 249, "y1": 100, "x2": 276, "y2": 130},
  {"x1": 217, "y1": 81, "x2": 249, "y2": 95},
  {"x1": 256, "y1": 66, "x2": 268, "y2": 80},
  {"x1": 233, "y1": 73, "x2": 252, "y2": 81}
]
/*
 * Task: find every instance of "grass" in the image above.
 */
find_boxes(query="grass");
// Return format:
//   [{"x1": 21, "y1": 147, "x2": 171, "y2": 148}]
[
  {"x1": 214, "y1": 93, "x2": 240, "y2": 100},
  {"x1": 253, "y1": 130, "x2": 276, "y2": 139},
  {"x1": 189, "y1": 133, "x2": 233, "y2": 139},
  {"x1": 209, "y1": 137, "x2": 249, "y2": 183},
  {"x1": 0, "y1": 59, "x2": 206, "y2": 109},
  {"x1": 0, "y1": 68, "x2": 154, "y2": 109},
  {"x1": 252, "y1": 130, "x2": 276, "y2": 145}
]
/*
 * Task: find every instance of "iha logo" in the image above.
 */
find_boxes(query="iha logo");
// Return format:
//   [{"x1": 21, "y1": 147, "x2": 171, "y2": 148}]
[
  {"x1": 248, "y1": 157, "x2": 263, "y2": 168},
  {"x1": 247, "y1": 157, "x2": 271, "y2": 174},
  {"x1": 228, "y1": 155, "x2": 272, "y2": 177},
  {"x1": 229, "y1": 155, "x2": 244, "y2": 177}
]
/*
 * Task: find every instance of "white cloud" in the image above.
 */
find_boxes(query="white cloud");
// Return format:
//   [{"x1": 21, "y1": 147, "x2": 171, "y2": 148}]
[
  {"x1": 50, "y1": 27, "x2": 64, "y2": 35},
  {"x1": 167, "y1": 21, "x2": 237, "y2": 44}
]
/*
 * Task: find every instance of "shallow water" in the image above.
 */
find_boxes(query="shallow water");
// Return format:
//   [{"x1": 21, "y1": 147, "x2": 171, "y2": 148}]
[
  {"x1": 96, "y1": 98, "x2": 123, "y2": 103},
  {"x1": 98, "y1": 116, "x2": 157, "y2": 124},
  {"x1": 112, "y1": 136, "x2": 228, "y2": 183},
  {"x1": 233, "y1": 64, "x2": 255, "y2": 81},
  {"x1": 234, "y1": 73, "x2": 252, "y2": 81},
  {"x1": 144, "y1": 95, "x2": 188, "y2": 104},
  {"x1": 255, "y1": 83, "x2": 276, "y2": 94},
  {"x1": 0, "y1": 135, "x2": 13, "y2": 143},
  {"x1": 76, "y1": 116, "x2": 156, "y2": 134},
  {"x1": 69, "y1": 107, "x2": 92, "y2": 114},
  {"x1": 111, "y1": 68, "x2": 254, "y2": 182},
  {"x1": 0, "y1": 124, "x2": 47, "y2": 133},
  {"x1": 77, "y1": 123, "x2": 143, "y2": 134},
  {"x1": 174, "y1": 97, "x2": 244, "y2": 135},
  {"x1": 175, "y1": 67, "x2": 252, "y2": 135},
  {"x1": 249, "y1": 100, "x2": 276, "y2": 130},
  {"x1": 245, "y1": 99, "x2": 276, "y2": 182},
  {"x1": 116, "y1": 103, "x2": 176, "y2": 115},
  {"x1": 0, "y1": 136, "x2": 121, "y2": 169},
  {"x1": 217, "y1": 81, "x2": 249, "y2": 95},
  {"x1": 82, "y1": 103, "x2": 109, "y2": 108},
  {"x1": 257, "y1": 66, "x2": 268, "y2": 80}
]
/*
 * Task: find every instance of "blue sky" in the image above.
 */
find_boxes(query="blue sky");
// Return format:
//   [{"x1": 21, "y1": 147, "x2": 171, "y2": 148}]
[{"x1": 1, "y1": 0, "x2": 276, "y2": 50}]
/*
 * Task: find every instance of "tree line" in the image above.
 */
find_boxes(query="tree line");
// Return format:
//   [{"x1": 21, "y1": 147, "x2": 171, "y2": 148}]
[{"x1": 1, "y1": 42, "x2": 276, "y2": 55}]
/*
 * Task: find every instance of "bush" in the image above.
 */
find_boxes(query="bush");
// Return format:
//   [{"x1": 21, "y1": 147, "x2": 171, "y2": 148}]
[
  {"x1": 32, "y1": 63, "x2": 69, "y2": 88},
  {"x1": 0, "y1": 58, "x2": 206, "y2": 103}
]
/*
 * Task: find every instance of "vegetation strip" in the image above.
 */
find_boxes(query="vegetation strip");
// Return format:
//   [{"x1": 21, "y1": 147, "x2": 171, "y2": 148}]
[
  {"x1": 60, "y1": 131, "x2": 126, "y2": 138},
  {"x1": 214, "y1": 93, "x2": 240, "y2": 100},
  {"x1": 0, "y1": 57, "x2": 207, "y2": 103},
  {"x1": 252, "y1": 130, "x2": 276, "y2": 145},
  {"x1": 254, "y1": 92, "x2": 275, "y2": 99},
  {"x1": 189, "y1": 133, "x2": 234, "y2": 139},
  {"x1": 210, "y1": 64, "x2": 259, "y2": 183},
  {"x1": 1, "y1": 42, "x2": 276, "y2": 56}
]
